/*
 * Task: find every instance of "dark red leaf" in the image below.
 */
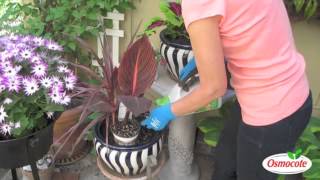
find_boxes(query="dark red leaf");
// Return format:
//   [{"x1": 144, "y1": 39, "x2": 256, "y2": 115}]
[
  {"x1": 118, "y1": 96, "x2": 152, "y2": 116},
  {"x1": 118, "y1": 36, "x2": 157, "y2": 96}
]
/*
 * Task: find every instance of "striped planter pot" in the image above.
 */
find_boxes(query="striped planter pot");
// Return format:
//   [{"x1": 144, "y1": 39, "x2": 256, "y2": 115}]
[
  {"x1": 94, "y1": 122, "x2": 163, "y2": 176},
  {"x1": 160, "y1": 30, "x2": 194, "y2": 81}
]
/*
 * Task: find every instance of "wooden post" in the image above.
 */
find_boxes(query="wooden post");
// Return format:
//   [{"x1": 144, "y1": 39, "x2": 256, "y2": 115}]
[{"x1": 96, "y1": 10, "x2": 124, "y2": 68}]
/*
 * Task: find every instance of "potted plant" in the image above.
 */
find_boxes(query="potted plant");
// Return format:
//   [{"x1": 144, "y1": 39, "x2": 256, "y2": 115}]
[
  {"x1": 54, "y1": 35, "x2": 163, "y2": 177},
  {"x1": 284, "y1": 0, "x2": 320, "y2": 20},
  {"x1": 144, "y1": 0, "x2": 192, "y2": 81},
  {"x1": 0, "y1": 34, "x2": 74, "y2": 177}
]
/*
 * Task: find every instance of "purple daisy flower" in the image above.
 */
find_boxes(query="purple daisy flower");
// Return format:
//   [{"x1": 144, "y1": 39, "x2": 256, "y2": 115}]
[
  {"x1": 33, "y1": 37, "x2": 45, "y2": 47},
  {"x1": 3, "y1": 66, "x2": 19, "y2": 77},
  {"x1": 7, "y1": 76, "x2": 21, "y2": 93},
  {"x1": 20, "y1": 48, "x2": 33, "y2": 59},
  {"x1": 23, "y1": 77, "x2": 39, "y2": 96},
  {"x1": 51, "y1": 76, "x2": 63, "y2": 87},
  {"x1": 40, "y1": 77, "x2": 53, "y2": 88},
  {"x1": 49, "y1": 86, "x2": 64, "y2": 104},
  {"x1": 64, "y1": 74, "x2": 77, "y2": 90},
  {"x1": 0, "y1": 105, "x2": 8, "y2": 123},
  {"x1": 60, "y1": 94, "x2": 71, "y2": 105},
  {"x1": 31, "y1": 63, "x2": 47, "y2": 77},
  {"x1": 0, "y1": 123, "x2": 12, "y2": 135},
  {"x1": 57, "y1": 65, "x2": 71, "y2": 74},
  {"x1": 45, "y1": 40, "x2": 63, "y2": 51},
  {"x1": 30, "y1": 55, "x2": 42, "y2": 64},
  {"x1": 21, "y1": 35, "x2": 32, "y2": 43},
  {"x1": 0, "y1": 50, "x2": 13, "y2": 60}
]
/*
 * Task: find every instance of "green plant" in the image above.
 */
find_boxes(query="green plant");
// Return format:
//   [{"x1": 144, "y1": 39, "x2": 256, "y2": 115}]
[
  {"x1": 285, "y1": 0, "x2": 319, "y2": 19},
  {"x1": 0, "y1": 0, "x2": 135, "y2": 58},
  {"x1": 197, "y1": 99, "x2": 235, "y2": 146},
  {"x1": 0, "y1": 35, "x2": 74, "y2": 139},
  {"x1": 144, "y1": 0, "x2": 188, "y2": 41},
  {"x1": 296, "y1": 116, "x2": 320, "y2": 179},
  {"x1": 54, "y1": 33, "x2": 157, "y2": 155}
]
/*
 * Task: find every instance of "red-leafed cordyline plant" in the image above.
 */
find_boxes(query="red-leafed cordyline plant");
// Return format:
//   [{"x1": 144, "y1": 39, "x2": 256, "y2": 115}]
[{"x1": 53, "y1": 34, "x2": 157, "y2": 157}]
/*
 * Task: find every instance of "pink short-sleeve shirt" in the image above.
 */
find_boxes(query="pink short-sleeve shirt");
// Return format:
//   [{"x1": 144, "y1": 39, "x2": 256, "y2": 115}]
[{"x1": 182, "y1": 0, "x2": 309, "y2": 126}]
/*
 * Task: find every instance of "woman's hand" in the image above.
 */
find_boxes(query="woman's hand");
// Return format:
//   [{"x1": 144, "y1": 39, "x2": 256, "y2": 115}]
[{"x1": 141, "y1": 103, "x2": 176, "y2": 131}]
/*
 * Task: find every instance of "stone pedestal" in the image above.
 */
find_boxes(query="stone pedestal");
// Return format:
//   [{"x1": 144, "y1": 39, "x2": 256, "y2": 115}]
[
  {"x1": 159, "y1": 115, "x2": 199, "y2": 180},
  {"x1": 152, "y1": 65, "x2": 235, "y2": 180}
]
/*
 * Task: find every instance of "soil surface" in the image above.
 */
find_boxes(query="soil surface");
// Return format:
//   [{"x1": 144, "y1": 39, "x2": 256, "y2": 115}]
[{"x1": 111, "y1": 120, "x2": 140, "y2": 138}]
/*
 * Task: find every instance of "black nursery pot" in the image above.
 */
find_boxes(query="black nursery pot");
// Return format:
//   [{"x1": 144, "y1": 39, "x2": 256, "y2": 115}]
[
  {"x1": 160, "y1": 30, "x2": 193, "y2": 81},
  {"x1": 0, "y1": 121, "x2": 55, "y2": 169},
  {"x1": 94, "y1": 121, "x2": 163, "y2": 176}
]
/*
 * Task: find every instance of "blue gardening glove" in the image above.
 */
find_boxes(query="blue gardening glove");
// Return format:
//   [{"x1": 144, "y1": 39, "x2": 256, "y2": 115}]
[
  {"x1": 179, "y1": 57, "x2": 196, "y2": 81},
  {"x1": 141, "y1": 103, "x2": 176, "y2": 131}
]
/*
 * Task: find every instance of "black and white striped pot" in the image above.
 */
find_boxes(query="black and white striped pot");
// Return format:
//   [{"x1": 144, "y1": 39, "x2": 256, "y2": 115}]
[
  {"x1": 160, "y1": 30, "x2": 194, "y2": 81},
  {"x1": 94, "y1": 121, "x2": 163, "y2": 176}
]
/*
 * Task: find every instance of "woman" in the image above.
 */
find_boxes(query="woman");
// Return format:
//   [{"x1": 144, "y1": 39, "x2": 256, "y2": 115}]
[{"x1": 142, "y1": 0, "x2": 313, "y2": 180}]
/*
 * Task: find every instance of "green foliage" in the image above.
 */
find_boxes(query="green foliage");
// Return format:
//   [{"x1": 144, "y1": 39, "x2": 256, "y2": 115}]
[
  {"x1": 0, "y1": 0, "x2": 135, "y2": 59},
  {"x1": 285, "y1": 0, "x2": 319, "y2": 19},
  {"x1": 144, "y1": 0, "x2": 188, "y2": 40},
  {"x1": 1, "y1": 91, "x2": 64, "y2": 138},
  {"x1": 197, "y1": 100, "x2": 235, "y2": 147},
  {"x1": 296, "y1": 117, "x2": 320, "y2": 179}
]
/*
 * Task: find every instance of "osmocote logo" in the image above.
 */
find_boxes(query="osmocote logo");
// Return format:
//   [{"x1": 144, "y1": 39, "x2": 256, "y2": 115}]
[{"x1": 262, "y1": 149, "x2": 312, "y2": 175}]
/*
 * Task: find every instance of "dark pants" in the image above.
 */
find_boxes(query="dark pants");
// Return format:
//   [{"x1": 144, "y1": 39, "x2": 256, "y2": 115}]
[{"x1": 212, "y1": 92, "x2": 313, "y2": 180}]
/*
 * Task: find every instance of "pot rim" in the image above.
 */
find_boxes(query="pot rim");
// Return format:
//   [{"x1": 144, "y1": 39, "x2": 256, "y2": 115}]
[
  {"x1": 160, "y1": 30, "x2": 192, "y2": 50},
  {"x1": 94, "y1": 121, "x2": 162, "y2": 151}
]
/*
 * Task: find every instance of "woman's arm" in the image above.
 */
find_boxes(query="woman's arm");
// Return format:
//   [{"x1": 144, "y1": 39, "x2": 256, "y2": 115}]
[{"x1": 171, "y1": 16, "x2": 227, "y2": 116}]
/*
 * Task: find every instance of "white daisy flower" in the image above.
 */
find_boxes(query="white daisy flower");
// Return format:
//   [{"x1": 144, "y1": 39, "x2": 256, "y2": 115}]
[
  {"x1": 41, "y1": 77, "x2": 52, "y2": 88},
  {"x1": 33, "y1": 37, "x2": 45, "y2": 46},
  {"x1": 24, "y1": 78, "x2": 39, "y2": 96},
  {"x1": 0, "y1": 105, "x2": 8, "y2": 123},
  {"x1": 65, "y1": 81, "x2": 75, "y2": 90},
  {"x1": 7, "y1": 77, "x2": 21, "y2": 93},
  {"x1": 51, "y1": 76, "x2": 63, "y2": 86},
  {"x1": 3, "y1": 98, "x2": 13, "y2": 105},
  {"x1": 21, "y1": 49, "x2": 33, "y2": 59},
  {"x1": 11, "y1": 47, "x2": 20, "y2": 56},
  {"x1": 32, "y1": 64, "x2": 47, "y2": 77},
  {"x1": 4, "y1": 66, "x2": 18, "y2": 77},
  {"x1": 46, "y1": 112, "x2": 54, "y2": 119},
  {"x1": 60, "y1": 95, "x2": 71, "y2": 105},
  {"x1": 0, "y1": 123, "x2": 12, "y2": 135},
  {"x1": 57, "y1": 65, "x2": 70, "y2": 73},
  {"x1": 0, "y1": 85, "x2": 6, "y2": 93},
  {"x1": 46, "y1": 40, "x2": 63, "y2": 51},
  {"x1": 30, "y1": 56, "x2": 42, "y2": 64},
  {"x1": 50, "y1": 91, "x2": 62, "y2": 104},
  {"x1": 14, "y1": 122, "x2": 21, "y2": 128}
]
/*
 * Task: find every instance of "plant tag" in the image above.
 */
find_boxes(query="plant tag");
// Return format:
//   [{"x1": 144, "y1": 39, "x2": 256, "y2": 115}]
[{"x1": 118, "y1": 102, "x2": 127, "y2": 120}]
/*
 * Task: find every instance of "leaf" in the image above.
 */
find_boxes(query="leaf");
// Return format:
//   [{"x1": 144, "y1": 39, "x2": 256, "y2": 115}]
[
  {"x1": 118, "y1": 96, "x2": 152, "y2": 116},
  {"x1": 204, "y1": 131, "x2": 221, "y2": 147},
  {"x1": 305, "y1": 0, "x2": 318, "y2": 19},
  {"x1": 118, "y1": 36, "x2": 157, "y2": 96},
  {"x1": 303, "y1": 159, "x2": 320, "y2": 178},
  {"x1": 198, "y1": 117, "x2": 224, "y2": 134},
  {"x1": 71, "y1": 114, "x2": 106, "y2": 153},
  {"x1": 288, "y1": 151, "x2": 295, "y2": 160},
  {"x1": 44, "y1": 104, "x2": 64, "y2": 112},
  {"x1": 88, "y1": 101, "x2": 114, "y2": 113},
  {"x1": 294, "y1": 0, "x2": 305, "y2": 12},
  {"x1": 295, "y1": 148, "x2": 303, "y2": 159},
  {"x1": 309, "y1": 117, "x2": 320, "y2": 133}
]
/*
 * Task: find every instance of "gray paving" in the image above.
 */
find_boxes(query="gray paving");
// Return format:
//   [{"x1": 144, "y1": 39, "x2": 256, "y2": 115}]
[{"x1": 0, "y1": 152, "x2": 214, "y2": 180}]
